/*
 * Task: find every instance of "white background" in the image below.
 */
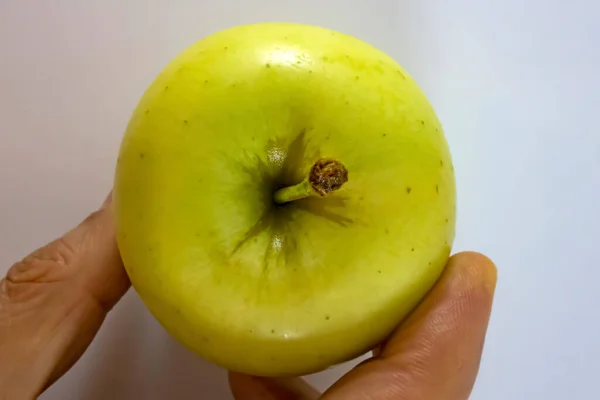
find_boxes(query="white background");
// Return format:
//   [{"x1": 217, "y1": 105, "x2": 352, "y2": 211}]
[{"x1": 1, "y1": 1, "x2": 599, "y2": 399}]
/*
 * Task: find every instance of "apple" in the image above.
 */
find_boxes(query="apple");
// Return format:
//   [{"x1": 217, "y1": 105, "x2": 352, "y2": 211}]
[{"x1": 113, "y1": 22, "x2": 455, "y2": 377}]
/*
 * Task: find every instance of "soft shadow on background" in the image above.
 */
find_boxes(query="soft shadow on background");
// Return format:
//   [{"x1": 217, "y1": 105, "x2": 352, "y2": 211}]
[{"x1": 1, "y1": 0, "x2": 599, "y2": 399}]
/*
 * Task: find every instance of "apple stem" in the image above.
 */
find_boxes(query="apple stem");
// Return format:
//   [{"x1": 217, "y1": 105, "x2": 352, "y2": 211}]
[
  {"x1": 273, "y1": 158, "x2": 348, "y2": 205},
  {"x1": 273, "y1": 179, "x2": 315, "y2": 204}
]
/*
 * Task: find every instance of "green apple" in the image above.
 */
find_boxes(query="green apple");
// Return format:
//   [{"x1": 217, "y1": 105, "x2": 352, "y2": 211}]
[{"x1": 113, "y1": 22, "x2": 456, "y2": 377}]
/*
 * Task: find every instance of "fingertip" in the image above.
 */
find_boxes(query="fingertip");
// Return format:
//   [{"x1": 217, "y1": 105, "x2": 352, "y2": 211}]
[{"x1": 449, "y1": 251, "x2": 498, "y2": 296}]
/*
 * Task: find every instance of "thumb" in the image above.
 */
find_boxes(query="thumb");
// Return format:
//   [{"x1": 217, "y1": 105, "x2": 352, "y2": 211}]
[{"x1": 321, "y1": 252, "x2": 497, "y2": 400}]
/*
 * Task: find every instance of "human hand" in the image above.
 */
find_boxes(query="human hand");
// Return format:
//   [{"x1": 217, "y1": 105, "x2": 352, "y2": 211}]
[
  {"x1": 0, "y1": 194, "x2": 496, "y2": 400},
  {"x1": 0, "y1": 193, "x2": 130, "y2": 399}
]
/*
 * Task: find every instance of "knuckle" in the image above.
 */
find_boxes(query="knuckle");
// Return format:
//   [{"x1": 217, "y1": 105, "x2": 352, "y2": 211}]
[
  {"x1": 1, "y1": 208, "x2": 107, "y2": 307},
  {"x1": 23, "y1": 236, "x2": 79, "y2": 268},
  {"x1": 48, "y1": 236, "x2": 79, "y2": 266},
  {"x1": 1, "y1": 237, "x2": 78, "y2": 302},
  {"x1": 2, "y1": 259, "x2": 53, "y2": 304},
  {"x1": 7, "y1": 257, "x2": 61, "y2": 285}
]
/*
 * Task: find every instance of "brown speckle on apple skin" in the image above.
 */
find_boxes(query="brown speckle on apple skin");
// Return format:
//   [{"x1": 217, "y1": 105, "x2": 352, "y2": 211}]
[
  {"x1": 139, "y1": 153, "x2": 145, "y2": 159},
  {"x1": 406, "y1": 187, "x2": 412, "y2": 194},
  {"x1": 325, "y1": 315, "x2": 330, "y2": 321},
  {"x1": 436, "y1": 185, "x2": 439, "y2": 194}
]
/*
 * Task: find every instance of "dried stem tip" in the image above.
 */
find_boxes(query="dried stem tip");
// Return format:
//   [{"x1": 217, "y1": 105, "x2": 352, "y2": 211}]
[{"x1": 309, "y1": 158, "x2": 349, "y2": 196}]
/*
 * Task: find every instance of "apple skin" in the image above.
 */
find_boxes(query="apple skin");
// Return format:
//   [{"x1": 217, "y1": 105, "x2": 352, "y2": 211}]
[{"x1": 113, "y1": 22, "x2": 456, "y2": 376}]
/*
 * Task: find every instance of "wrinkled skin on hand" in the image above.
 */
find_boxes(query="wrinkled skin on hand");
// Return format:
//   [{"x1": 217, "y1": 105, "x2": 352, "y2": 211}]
[
  {"x1": 0, "y1": 194, "x2": 496, "y2": 400},
  {"x1": 0, "y1": 195, "x2": 130, "y2": 399}
]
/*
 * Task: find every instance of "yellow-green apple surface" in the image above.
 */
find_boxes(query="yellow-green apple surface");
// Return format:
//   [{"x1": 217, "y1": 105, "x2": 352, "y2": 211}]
[{"x1": 113, "y1": 22, "x2": 456, "y2": 377}]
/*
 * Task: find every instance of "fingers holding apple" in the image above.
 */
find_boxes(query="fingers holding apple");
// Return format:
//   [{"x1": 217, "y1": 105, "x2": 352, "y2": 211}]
[{"x1": 228, "y1": 252, "x2": 497, "y2": 400}]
